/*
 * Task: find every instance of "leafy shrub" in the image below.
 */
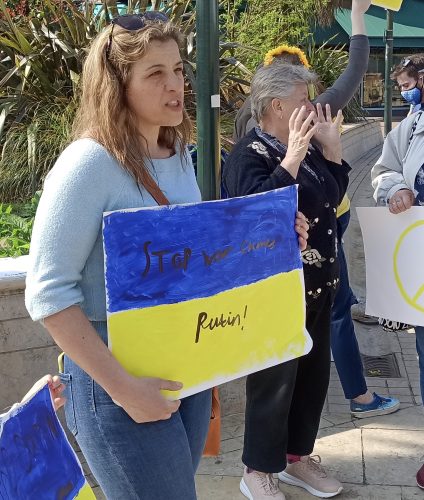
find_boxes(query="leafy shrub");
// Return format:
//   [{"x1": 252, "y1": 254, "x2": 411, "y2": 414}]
[
  {"x1": 0, "y1": 0, "x2": 252, "y2": 201},
  {"x1": 0, "y1": 191, "x2": 39, "y2": 256},
  {"x1": 0, "y1": 100, "x2": 76, "y2": 202},
  {"x1": 219, "y1": 0, "x2": 350, "y2": 71}
]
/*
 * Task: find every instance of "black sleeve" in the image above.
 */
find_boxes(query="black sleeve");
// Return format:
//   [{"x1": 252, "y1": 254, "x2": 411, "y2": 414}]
[
  {"x1": 223, "y1": 148, "x2": 296, "y2": 197},
  {"x1": 326, "y1": 160, "x2": 351, "y2": 204}
]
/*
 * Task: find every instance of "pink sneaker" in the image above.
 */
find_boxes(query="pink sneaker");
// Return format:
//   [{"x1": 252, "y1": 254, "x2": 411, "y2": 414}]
[
  {"x1": 278, "y1": 455, "x2": 342, "y2": 498},
  {"x1": 240, "y1": 467, "x2": 286, "y2": 499}
]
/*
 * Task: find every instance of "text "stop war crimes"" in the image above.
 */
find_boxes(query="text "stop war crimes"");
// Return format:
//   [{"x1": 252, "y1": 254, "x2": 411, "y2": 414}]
[{"x1": 141, "y1": 238, "x2": 277, "y2": 276}]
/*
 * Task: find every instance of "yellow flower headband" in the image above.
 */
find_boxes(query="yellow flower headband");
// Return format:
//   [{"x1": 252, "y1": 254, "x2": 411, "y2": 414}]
[{"x1": 264, "y1": 45, "x2": 310, "y2": 69}]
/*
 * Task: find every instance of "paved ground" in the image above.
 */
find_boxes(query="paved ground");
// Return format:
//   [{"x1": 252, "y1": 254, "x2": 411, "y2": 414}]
[{"x1": 83, "y1": 143, "x2": 424, "y2": 499}]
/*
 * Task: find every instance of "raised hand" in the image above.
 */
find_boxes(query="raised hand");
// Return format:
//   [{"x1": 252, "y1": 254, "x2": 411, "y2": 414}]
[
  {"x1": 281, "y1": 106, "x2": 319, "y2": 177},
  {"x1": 352, "y1": 0, "x2": 372, "y2": 15},
  {"x1": 313, "y1": 103, "x2": 343, "y2": 163}
]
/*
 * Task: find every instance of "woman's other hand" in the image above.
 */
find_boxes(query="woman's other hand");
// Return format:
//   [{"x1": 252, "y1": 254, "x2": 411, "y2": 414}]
[
  {"x1": 313, "y1": 103, "x2": 344, "y2": 164},
  {"x1": 114, "y1": 375, "x2": 183, "y2": 423},
  {"x1": 20, "y1": 374, "x2": 66, "y2": 411},
  {"x1": 295, "y1": 211, "x2": 309, "y2": 251},
  {"x1": 388, "y1": 189, "x2": 415, "y2": 214},
  {"x1": 48, "y1": 375, "x2": 67, "y2": 411},
  {"x1": 281, "y1": 106, "x2": 318, "y2": 177}
]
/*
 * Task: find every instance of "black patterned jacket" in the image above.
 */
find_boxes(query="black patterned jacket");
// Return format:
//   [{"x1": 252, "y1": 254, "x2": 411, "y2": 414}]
[{"x1": 223, "y1": 128, "x2": 351, "y2": 309}]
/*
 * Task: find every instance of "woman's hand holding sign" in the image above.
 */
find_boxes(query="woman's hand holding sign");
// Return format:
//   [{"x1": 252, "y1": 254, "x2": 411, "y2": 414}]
[
  {"x1": 295, "y1": 211, "x2": 309, "y2": 251},
  {"x1": 114, "y1": 375, "x2": 183, "y2": 423},
  {"x1": 44, "y1": 305, "x2": 183, "y2": 425}
]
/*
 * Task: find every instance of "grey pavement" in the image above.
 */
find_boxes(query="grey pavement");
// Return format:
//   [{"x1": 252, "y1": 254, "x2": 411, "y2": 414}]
[{"x1": 84, "y1": 143, "x2": 424, "y2": 499}]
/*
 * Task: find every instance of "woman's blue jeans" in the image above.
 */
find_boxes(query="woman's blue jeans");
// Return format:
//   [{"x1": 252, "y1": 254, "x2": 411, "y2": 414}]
[
  {"x1": 415, "y1": 326, "x2": 424, "y2": 404},
  {"x1": 61, "y1": 321, "x2": 212, "y2": 500},
  {"x1": 330, "y1": 210, "x2": 368, "y2": 400}
]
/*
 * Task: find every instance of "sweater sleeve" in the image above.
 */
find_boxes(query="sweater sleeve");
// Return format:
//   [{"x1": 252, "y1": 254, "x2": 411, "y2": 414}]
[
  {"x1": 314, "y1": 35, "x2": 369, "y2": 115},
  {"x1": 25, "y1": 141, "x2": 119, "y2": 321},
  {"x1": 223, "y1": 147, "x2": 296, "y2": 197}
]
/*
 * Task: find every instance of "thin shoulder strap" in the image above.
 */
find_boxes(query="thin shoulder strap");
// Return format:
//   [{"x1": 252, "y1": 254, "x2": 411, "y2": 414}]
[{"x1": 143, "y1": 169, "x2": 170, "y2": 206}]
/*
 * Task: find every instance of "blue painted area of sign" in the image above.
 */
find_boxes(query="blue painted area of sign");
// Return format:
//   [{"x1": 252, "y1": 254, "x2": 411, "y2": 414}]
[
  {"x1": 103, "y1": 186, "x2": 301, "y2": 313},
  {"x1": 0, "y1": 385, "x2": 84, "y2": 500}
]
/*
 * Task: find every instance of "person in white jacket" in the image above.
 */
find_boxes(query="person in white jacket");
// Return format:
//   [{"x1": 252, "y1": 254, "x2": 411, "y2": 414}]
[
  {"x1": 372, "y1": 112, "x2": 424, "y2": 208},
  {"x1": 371, "y1": 110, "x2": 424, "y2": 490}
]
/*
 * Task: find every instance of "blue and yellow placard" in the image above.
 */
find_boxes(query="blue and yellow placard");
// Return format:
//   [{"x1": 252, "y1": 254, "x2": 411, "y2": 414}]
[
  {"x1": 0, "y1": 385, "x2": 95, "y2": 499},
  {"x1": 103, "y1": 186, "x2": 311, "y2": 398}
]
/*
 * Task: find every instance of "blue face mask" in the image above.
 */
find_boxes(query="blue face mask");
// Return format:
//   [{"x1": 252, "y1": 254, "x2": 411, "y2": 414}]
[{"x1": 401, "y1": 86, "x2": 422, "y2": 105}]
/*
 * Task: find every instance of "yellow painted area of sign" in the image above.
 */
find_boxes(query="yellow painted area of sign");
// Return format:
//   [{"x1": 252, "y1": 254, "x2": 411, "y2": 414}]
[
  {"x1": 75, "y1": 483, "x2": 96, "y2": 499},
  {"x1": 108, "y1": 270, "x2": 309, "y2": 398},
  {"x1": 371, "y1": 0, "x2": 403, "y2": 11},
  {"x1": 393, "y1": 220, "x2": 424, "y2": 313}
]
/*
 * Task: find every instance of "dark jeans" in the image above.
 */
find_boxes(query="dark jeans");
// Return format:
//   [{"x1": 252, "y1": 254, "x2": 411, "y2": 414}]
[
  {"x1": 330, "y1": 210, "x2": 367, "y2": 400},
  {"x1": 242, "y1": 294, "x2": 332, "y2": 473},
  {"x1": 416, "y1": 326, "x2": 424, "y2": 404},
  {"x1": 61, "y1": 321, "x2": 212, "y2": 500}
]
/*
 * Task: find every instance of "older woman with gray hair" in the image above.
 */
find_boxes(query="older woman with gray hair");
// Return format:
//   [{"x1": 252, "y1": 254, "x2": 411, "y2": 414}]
[{"x1": 223, "y1": 63, "x2": 350, "y2": 500}]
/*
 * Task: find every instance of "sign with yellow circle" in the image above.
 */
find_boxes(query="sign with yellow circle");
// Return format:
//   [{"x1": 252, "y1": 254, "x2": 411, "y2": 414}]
[
  {"x1": 357, "y1": 207, "x2": 424, "y2": 327},
  {"x1": 393, "y1": 220, "x2": 424, "y2": 313}
]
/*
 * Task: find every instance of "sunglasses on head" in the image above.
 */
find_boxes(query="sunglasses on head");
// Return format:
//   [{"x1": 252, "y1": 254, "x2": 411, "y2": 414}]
[
  {"x1": 105, "y1": 12, "x2": 169, "y2": 59},
  {"x1": 401, "y1": 57, "x2": 413, "y2": 68}
]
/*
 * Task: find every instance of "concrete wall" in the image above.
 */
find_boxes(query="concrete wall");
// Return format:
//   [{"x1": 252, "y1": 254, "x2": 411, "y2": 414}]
[
  {"x1": 0, "y1": 274, "x2": 60, "y2": 411},
  {"x1": 341, "y1": 118, "x2": 383, "y2": 165},
  {"x1": 0, "y1": 119, "x2": 384, "y2": 415}
]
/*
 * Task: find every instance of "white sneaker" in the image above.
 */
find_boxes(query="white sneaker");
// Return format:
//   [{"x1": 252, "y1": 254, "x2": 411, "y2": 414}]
[{"x1": 240, "y1": 467, "x2": 286, "y2": 499}]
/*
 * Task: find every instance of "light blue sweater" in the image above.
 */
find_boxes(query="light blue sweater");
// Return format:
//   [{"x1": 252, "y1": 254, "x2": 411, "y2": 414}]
[{"x1": 25, "y1": 139, "x2": 201, "y2": 322}]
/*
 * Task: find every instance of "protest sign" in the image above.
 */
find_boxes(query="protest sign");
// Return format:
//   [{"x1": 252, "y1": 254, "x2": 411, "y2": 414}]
[
  {"x1": 0, "y1": 384, "x2": 94, "y2": 499},
  {"x1": 103, "y1": 186, "x2": 311, "y2": 398},
  {"x1": 371, "y1": 0, "x2": 404, "y2": 11},
  {"x1": 357, "y1": 206, "x2": 424, "y2": 327}
]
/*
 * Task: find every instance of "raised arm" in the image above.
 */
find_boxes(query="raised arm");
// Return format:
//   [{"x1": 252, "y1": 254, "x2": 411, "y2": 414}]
[{"x1": 314, "y1": 0, "x2": 371, "y2": 115}]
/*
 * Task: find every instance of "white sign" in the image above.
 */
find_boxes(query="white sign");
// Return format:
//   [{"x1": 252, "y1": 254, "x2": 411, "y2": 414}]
[{"x1": 357, "y1": 207, "x2": 424, "y2": 327}]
